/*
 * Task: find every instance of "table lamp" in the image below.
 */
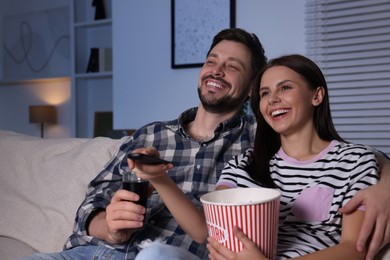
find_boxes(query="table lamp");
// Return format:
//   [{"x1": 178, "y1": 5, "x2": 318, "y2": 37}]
[{"x1": 29, "y1": 105, "x2": 57, "y2": 138}]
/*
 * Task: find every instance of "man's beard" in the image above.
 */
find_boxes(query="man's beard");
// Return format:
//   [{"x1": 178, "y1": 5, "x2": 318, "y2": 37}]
[{"x1": 197, "y1": 87, "x2": 248, "y2": 114}]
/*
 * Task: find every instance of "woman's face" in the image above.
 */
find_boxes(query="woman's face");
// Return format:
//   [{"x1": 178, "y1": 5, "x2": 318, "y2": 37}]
[{"x1": 258, "y1": 66, "x2": 322, "y2": 136}]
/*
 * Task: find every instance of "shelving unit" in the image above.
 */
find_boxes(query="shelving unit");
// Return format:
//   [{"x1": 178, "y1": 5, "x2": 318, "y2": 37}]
[{"x1": 71, "y1": 0, "x2": 113, "y2": 138}]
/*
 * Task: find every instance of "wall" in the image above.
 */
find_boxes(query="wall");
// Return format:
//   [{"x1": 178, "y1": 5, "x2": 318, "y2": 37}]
[
  {"x1": 113, "y1": 0, "x2": 306, "y2": 129},
  {"x1": 0, "y1": 78, "x2": 72, "y2": 138},
  {"x1": 0, "y1": 0, "x2": 305, "y2": 137},
  {"x1": 0, "y1": 0, "x2": 72, "y2": 138}
]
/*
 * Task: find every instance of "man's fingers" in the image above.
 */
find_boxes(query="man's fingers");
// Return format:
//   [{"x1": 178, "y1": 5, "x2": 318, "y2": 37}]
[
  {"x1": 112, "y1": 189, "x2": 140, "y2": 203},
  {"x1": 384, "y1": 223, "x2": 390, "y2": 246},
  {"x1": 109, "y1": 219, "x2": 143, "y2": 230},
  {"x1": 356, "y1": 211, "x2": 376, "y2": 252},
  {"x1": 365, "y1": 217, "x2": 386, "y2": 259},
  {"x1": 340, "y1": 192, "x2": 363, "y2": 214}
]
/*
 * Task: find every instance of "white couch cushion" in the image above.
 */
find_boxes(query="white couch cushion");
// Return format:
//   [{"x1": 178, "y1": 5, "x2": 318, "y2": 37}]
[{"x1": 0, "y1": 130, "x2": 124, "y2": 253}]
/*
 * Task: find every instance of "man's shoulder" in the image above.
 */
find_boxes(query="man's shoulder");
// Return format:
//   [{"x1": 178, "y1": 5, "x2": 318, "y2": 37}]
[
  {"x1": 135, "y1": 118, "x2": 179, "y2": 133},
  {"x1": 241, "y1": 114, "x2": 257, "y2": 128}
]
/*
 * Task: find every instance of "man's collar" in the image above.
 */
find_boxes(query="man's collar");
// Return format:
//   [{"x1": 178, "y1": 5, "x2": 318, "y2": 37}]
[{"x1": 178, "y1": 107, "x2": 242, "y2": 133}]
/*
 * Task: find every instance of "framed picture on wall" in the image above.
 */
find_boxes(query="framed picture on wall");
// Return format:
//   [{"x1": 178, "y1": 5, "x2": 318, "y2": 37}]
[
  {"x1": 2, "y1": 6, "x2": 70, "y2": 80},
  {"x1": 171, "y1": 0, "x2": 236, "y2": 69}
]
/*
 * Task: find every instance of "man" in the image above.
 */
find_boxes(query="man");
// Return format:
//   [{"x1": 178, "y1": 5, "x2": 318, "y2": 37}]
[{"x1": 23, "y1": 28, "x2": 390, "y2": 260}]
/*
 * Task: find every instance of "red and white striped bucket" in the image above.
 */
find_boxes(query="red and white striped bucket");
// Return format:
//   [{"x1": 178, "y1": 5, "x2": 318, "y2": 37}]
[{"x1": 201, "y1": 188, "x2": 280, "y2": 259}]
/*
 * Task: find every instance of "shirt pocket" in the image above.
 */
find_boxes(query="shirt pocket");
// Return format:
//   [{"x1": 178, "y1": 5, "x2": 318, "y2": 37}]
[
  {"x1": 167, "y1": 164, "x2": 195, "y2": 192},
  {"x1": 291, "y1": 186, "x2": 334, "y2": 222}
]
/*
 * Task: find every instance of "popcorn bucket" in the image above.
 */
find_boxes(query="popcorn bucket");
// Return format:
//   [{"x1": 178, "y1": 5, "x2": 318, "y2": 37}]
[{"x1": 200, "y1": 188, "x2": 280, "y2": 259}]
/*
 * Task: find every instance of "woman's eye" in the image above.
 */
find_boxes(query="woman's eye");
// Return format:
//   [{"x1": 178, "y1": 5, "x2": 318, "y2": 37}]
[
  {"x1": 260, "y1": 91, "x2": 269, "y2": 97},
  {"x1": 281, "y1": 85, "x2": 291, "y2": 91}
]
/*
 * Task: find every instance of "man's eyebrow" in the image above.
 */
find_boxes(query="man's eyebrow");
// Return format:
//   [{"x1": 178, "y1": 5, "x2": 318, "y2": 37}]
[
  {"x1": 228, "y1": 57, "x2": 246, "y2": 69},
  {"x1": 207, "y1": 53, "x2": 246, "y2": 69}
]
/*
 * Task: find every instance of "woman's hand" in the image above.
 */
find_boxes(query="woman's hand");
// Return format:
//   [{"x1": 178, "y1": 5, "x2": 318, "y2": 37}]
[
  {"x1": 127, "y1": 147, "x2": 173, "y2": 182},
  {"x1": 207, "y1": 226, "x2": 268, "y2": 260}
]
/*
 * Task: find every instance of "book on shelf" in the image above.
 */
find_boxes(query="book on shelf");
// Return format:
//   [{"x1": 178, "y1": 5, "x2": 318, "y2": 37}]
[{"x1": 86, "y1": 47, "x2": 112, "y2": 73}]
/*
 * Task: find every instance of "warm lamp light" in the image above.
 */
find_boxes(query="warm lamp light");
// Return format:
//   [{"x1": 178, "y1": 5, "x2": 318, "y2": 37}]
[{"x1": 29, "y1": 105, "x2": 57, "y2": 138}]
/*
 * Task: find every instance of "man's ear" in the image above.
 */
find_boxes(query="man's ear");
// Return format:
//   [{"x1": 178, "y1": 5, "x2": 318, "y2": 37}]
[{"x1": 312, "y1": 86, "x2": 325, "y2": 106}]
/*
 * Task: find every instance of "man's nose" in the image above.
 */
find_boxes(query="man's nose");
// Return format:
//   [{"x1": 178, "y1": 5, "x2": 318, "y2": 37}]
[{"x1": 211, "y1": 64, "x2": 224, "y2": 77}]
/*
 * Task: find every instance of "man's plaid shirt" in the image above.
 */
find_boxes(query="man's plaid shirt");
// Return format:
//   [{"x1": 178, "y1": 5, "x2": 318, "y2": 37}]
[{"x1": 64, "y1": 107, "x2": 256, "y2": 259}]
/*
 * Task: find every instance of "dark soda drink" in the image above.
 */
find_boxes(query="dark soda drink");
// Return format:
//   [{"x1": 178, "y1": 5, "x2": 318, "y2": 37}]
[{"x1": 122, "y1": 181, "x2": 149, "y2": 208}]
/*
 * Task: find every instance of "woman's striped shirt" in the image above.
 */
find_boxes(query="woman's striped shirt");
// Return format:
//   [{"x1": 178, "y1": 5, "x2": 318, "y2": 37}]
[{"x1": 217, "y1": 140, "x2": 379, "y2": 259}]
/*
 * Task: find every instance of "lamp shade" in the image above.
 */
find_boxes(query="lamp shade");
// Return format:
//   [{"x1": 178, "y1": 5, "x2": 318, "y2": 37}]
[{"x1": 29, "y1": 105, "x2": 57, "y2": 124}]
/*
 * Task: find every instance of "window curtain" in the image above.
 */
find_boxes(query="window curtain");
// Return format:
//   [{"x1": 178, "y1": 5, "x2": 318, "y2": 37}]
[{"x1": 305, "y1": 0, "x2": 390, "y2": 156}]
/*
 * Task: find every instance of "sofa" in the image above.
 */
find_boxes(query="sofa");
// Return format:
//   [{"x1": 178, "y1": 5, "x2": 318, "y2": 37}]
[
  {"x1": 0, "y1": 130, "x2": 125, "y2": 259},
  {"x1": 0, "y1": 130, "x2": 389, "y2": 259}
]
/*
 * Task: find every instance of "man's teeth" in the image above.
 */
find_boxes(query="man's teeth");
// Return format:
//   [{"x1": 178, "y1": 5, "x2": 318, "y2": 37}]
[
  {"x1": 271, "y1": 109, "x2": 289, "y2": 117},
  {"x1": 207, "y1": 82, "x2": 223, "y2": 89}
]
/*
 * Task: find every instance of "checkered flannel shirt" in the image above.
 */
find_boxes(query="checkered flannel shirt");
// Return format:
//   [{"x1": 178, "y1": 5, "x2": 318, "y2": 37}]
[{"x1": 64, "y1": 107, "x2": 256, "y2": 259}]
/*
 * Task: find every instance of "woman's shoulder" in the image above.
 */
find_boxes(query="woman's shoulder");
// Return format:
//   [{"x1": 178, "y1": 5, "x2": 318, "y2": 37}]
[
  {"x1": 333, "y1": 141, "x2": 375, "y2": 156},
  {"x1": 228, "y1": 148, "x2": 253, "y2": 167},
  {"x1": 328, "y1": 141, "x2": 377, "y2": 166}
]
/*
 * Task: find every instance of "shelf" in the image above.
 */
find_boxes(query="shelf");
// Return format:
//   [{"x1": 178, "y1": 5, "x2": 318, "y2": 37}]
[
  {"x1": 72, "y1": 0, "x2": 113, "y2": 138},
  {"x1": 75, "y1": 72, "x2": 112, "y2": 79},
  {"x1": 73, "y1": 0, "x2": 112, "y2": 24},
  {"x1": 74, "y1": 26, "x2": 112, "y2": 74},
  {"x1": 74, "y1": 18, "x2": 112, "y2": 28},
  {"x1": 0, "y1": 77, "x2": 70, "y2": 86}
]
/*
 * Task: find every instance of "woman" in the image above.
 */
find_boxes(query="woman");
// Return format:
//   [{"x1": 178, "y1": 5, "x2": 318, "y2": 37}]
[{"x1": 207, "y1": 54, "x2": 379, "y2": 259}]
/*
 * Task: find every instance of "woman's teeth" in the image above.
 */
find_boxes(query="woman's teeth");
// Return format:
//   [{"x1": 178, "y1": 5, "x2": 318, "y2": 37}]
[{"x1": 271, "y1": 109, "x2": 290, "y2": 117}]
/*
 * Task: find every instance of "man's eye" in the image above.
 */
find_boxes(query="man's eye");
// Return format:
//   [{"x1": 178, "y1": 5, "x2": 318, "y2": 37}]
[{"x1": 227, "y1": 64, "x2": 239, "y2": 70}]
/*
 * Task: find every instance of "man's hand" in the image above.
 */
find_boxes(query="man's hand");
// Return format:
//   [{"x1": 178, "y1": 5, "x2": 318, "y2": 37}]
[
  {"x1": 340, "y1": 181, "x2": 390, "y2": 260},
  {"x1": 88, "y1": 190, "x2": 146, "y2": 245}
]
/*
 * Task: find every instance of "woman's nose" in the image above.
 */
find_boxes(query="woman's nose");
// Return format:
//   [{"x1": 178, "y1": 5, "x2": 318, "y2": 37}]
[{"x1": 268, "y1": 94, "x2": 281, "y2": 105}]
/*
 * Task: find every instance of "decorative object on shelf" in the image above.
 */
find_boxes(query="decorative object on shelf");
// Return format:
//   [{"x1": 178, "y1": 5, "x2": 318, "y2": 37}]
[
  {"x1": 86, "y1": 48, "x2": 99, "y2": 72},
  {"x1": 94, "y1": 111, "x2": 112, "y2": 137},
  {"x1": 171, "y1": 0, "x2": 236, "y2": 69},
  {"x1": 29, "y1": 105, "x2": 57, "y2": 138},
  {"x1": 98, "y1": 47, "x2": 112, "y2": 72},
  {"x1": 86, "y1": 47, "x2": 112, "y2": 73},
  {"x1": 92, "y1": 0, "x2": 106, "y2": 20}
]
